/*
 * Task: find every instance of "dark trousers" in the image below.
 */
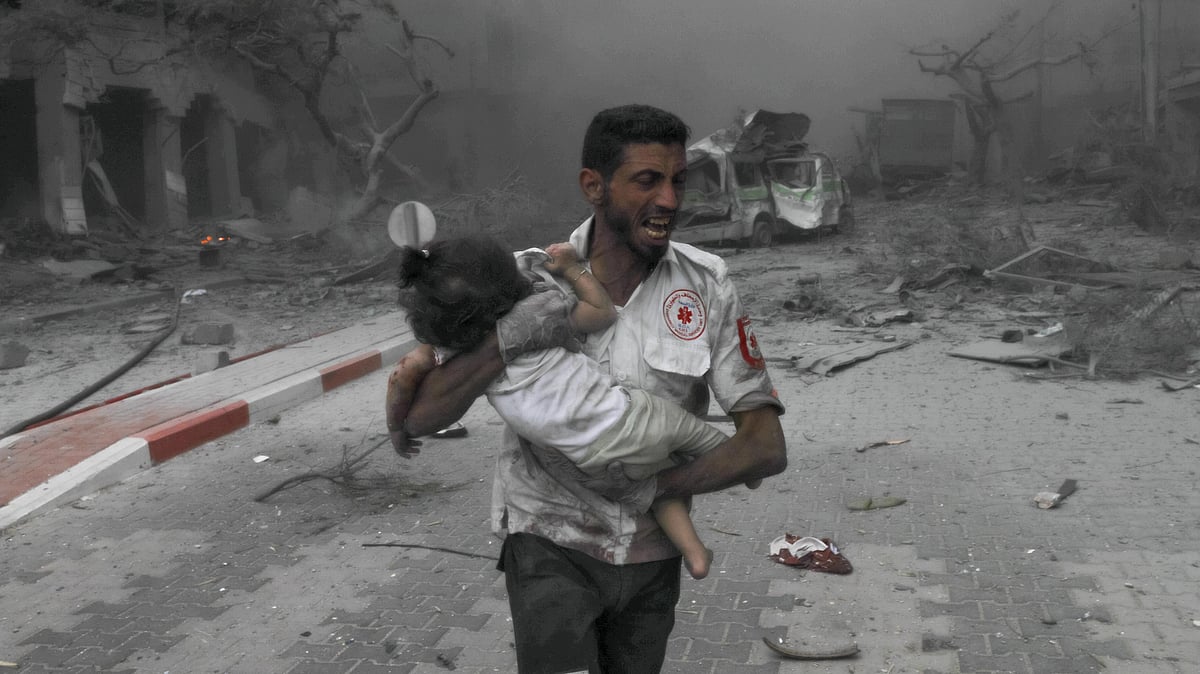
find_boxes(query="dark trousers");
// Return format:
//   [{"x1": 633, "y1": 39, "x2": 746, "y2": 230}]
[{"x1": 499, "y1": 532, "x2": 682, "y2": 674}]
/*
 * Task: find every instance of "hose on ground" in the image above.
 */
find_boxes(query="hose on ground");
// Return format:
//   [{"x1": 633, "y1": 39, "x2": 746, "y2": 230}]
[{"x1": 0, "y1": 290, "x2": 181, "y2": 439}]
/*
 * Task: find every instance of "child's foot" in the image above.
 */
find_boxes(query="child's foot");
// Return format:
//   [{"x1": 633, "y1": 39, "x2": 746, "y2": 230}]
[
  {"x1": 745, "y1": 478, "x2": 763, "y2": 489},
  {"x1": 684, "y1": 548, "x2": 714, "y2": 579}
]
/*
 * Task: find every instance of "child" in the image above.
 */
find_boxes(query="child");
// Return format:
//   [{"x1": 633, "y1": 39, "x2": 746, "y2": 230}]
[{"x1": 385, "y1": 236, "x2": 732, "y2": 579}]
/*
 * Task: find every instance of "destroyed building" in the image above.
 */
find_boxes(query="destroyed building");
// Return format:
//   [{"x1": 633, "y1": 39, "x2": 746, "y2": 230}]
[{"x1": 0, "y1": 1, "x2": 277, "y2": 237}]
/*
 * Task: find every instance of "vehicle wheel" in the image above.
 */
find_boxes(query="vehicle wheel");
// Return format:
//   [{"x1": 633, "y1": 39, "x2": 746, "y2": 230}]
[
  {"x1": 835, "y1": 206, "x2": 855, "y2": 234},
  {"x1": 750, "y1": 220, "x2": 774, "y2": 248}
]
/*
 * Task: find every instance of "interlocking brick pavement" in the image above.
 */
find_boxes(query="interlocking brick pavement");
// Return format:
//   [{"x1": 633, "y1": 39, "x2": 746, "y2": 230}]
[{"x1": 2, "y1": 297, "x2": 1199, "y2": 673}]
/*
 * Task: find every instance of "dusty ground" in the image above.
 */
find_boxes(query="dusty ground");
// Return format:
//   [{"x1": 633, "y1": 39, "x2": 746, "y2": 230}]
[
  {"x1": 0, "y1": 229, "x2": 401, "y2": 433},
  {"x1": 1, "y1": 192, "x2": 1198, "y2": 436}
]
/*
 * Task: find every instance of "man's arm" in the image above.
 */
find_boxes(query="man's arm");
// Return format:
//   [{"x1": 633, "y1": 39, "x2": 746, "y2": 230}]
[
  {"x1": 404, "y1": 285, "x2": 582, "y2": 436},
  {"x1": 653, "y1": 406, "x2": 786, "y2": 500},
  {"x1": 404, "y1": 333, "x2": 506, "y2": 437}
]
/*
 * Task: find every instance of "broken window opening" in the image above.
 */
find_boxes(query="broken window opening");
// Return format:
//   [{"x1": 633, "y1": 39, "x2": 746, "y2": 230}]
[
  {"x1": 0, "y1": 78, "x2": 40, "y2": 222},
  {"x1": 768, "y1": 160, "x2": 816, "y2": 189},
  {"x1": 181, "y1": 95, "x2": 214, "y2": 218},
  {"x1": 82, "y1": 87, "x2": 148, "y2": 226}
]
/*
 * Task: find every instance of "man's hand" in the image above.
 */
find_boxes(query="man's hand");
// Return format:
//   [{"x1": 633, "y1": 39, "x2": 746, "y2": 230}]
[
  {"x1": 390, "y1": 428, "x2": 423, "y2": 459},
  {"x1": 655, "y1": 407, "x2": 786, "y2": 500},
  {"x1": 496, "y1": 288, "x2": 580, "y2": 362}
]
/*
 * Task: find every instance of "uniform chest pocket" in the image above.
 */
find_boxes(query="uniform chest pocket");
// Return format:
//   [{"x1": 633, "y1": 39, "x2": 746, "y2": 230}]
[{"x1": 642, "y1": 338, "x2": 710, "y2": 378}]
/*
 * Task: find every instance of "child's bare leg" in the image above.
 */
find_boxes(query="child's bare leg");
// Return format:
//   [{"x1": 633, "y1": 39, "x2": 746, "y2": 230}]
[
  {"x1": 652, "y1": 498, "x2": 713, "y2": 579},
  {"x1": 385, "y1": 345, "x2": 437, "y2": 456}
]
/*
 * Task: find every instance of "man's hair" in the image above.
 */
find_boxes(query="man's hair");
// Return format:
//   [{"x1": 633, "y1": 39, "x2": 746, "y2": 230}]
[
  {"x1": 581, "y1": 104, "x2": 690, "y2": 180},
  {"x1": 395, "y1": 236, "x2": 533, "y2": 351}
]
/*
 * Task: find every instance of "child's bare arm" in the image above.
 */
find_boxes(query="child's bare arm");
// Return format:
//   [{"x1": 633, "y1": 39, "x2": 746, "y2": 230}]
[
  {"x1": 543, "y1": 242, "x2": 617, "y2": 334},
  {"x1": 385, "y1": 344, "x2": 438, "y2": 457}
]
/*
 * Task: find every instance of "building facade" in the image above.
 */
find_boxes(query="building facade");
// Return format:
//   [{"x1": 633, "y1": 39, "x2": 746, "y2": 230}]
[{"x1": 0, "y1": 1, "x2": 273, "y2": 236}]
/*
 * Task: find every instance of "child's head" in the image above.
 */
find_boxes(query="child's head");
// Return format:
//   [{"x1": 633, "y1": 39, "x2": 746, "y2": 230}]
[{"x1": 396, "y1": 236, "x2": 532, "y2": 351}]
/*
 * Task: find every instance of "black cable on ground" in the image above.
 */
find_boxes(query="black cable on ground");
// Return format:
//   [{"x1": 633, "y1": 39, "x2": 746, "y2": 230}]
[{"x1": 0, "y1": 289, "x2": 181, "y2": 439}]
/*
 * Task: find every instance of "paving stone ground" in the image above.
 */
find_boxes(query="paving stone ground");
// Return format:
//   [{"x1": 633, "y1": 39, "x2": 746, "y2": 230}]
[{"x1": 3, "y1": 231, "x2": 1200, "y2": 673}]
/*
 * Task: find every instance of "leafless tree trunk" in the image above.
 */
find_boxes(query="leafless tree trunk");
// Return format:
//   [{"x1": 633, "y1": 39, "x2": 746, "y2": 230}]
[{"x1": 909, "y1": 4, "x2": 1115, "y2": 187}]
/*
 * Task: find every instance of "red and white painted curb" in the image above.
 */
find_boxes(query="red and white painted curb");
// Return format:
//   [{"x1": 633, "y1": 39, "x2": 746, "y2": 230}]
[{"x1": 0, "y1": 335, "x2": 414, "y2": 530}]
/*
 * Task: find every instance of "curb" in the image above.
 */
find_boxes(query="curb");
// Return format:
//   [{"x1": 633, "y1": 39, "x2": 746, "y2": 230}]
[{"x1": 0, "y1": 333, "x2": 414, "y2": 531}]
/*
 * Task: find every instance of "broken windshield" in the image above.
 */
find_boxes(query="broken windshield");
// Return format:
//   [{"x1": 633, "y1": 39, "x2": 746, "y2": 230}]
[{"x1": 768, "y1": 160, "x2": 816, "y2": 188}]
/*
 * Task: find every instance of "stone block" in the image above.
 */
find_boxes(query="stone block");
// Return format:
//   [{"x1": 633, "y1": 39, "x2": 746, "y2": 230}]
[
  {"x1": 1158, "y1": 248, "x2": 1195, "y2": 269},
  {"x1": 193, "y1": 349, "x2": 230, "y2": 375},
  {"x1": 0, "y1": 341, "x2": 30, "y2": 369},
  {"x1": 183, "y1": 323, "x2": 234, "y2": 345}
]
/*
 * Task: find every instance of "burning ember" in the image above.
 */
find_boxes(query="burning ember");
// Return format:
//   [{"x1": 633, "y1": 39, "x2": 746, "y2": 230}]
[{"x1": 199, "y1": 235, "x2": 231, "y2": 246}]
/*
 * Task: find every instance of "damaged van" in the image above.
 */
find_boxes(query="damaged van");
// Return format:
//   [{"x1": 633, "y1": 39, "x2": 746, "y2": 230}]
[{"x1": 673, "y1": 110, "x2": 852, "y2": 248}]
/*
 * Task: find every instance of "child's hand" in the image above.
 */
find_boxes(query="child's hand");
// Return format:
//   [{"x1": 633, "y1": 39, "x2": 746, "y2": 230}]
[{"x1": 543, "y1": 242, "x2": 580, "y2": 276}]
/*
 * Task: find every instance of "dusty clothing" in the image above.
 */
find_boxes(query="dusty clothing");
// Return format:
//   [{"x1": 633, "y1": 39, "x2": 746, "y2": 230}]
[
  {"x1": 499, "y1": 532, "x2": 679, "y2": 674},
  {"x1": 491, "y1": 217, "x2": 784, "y2": 565},
  {"x1": 487, "y1": 346, "x2": 627, "y2": 455},
  {"x1": 488, "y1": 350, "x2": 728, "y2": 504}
]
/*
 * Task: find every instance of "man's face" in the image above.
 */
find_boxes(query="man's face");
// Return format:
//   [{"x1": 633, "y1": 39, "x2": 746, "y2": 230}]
[{"x1": 597, "y1": 142, "x2": 687, "y2": 265}]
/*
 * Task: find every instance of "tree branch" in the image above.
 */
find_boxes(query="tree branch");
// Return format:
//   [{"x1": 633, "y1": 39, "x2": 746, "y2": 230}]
[
  {"x1": 406, "y1": 27, "x2": 455, "y2": 58},
  {"x1": 954, "y1": 26, "x2": 998, "y2": 70},
  {"x1": 377, "y1": 87, "x2": 439, "y2": 155},
  {"x1": 1000, "y1": 90, "x2": 1035, "y2": 105},
  {"x1": 991, "y1": 49, "x2": 1085, "y2": 82}
]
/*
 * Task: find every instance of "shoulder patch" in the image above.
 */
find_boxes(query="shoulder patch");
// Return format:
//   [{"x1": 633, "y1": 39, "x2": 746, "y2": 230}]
[
  {"x1": 737, "y1": 315, "x2": 765, "y2": 369},
  {"x1": 663, "y1": 289, "x2": 707, "y2": 341}
]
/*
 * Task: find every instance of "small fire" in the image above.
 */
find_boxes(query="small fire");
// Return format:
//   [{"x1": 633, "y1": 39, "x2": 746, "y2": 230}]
[{"x1": 199, "y1": 235, "x2": 230, "y2": 245}]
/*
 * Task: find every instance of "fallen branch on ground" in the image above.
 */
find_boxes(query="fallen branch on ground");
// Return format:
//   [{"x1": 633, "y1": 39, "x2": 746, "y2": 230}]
[{"x1": 254, "y1": 437, "x2": 388, "y2": 502}]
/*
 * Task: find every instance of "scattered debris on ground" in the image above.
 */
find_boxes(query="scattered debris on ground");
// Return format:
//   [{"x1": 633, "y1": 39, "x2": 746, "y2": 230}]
[
  {"x1": 768, "y1": 535, "x2": 853, "y2": 574},
  {"x1": 1034, "y1": 479, "x2": 1078, "y2": 510},
  {"x1": 856, "y1": 438, "x2": 911, "y2": 453},
  {"x1": 790, "y1": 340, "x2": 914, "y2": 375},
  {"x1": 846, "y1": 496, "x2": 908, "y2": 511},
  {"x1": 762, "y1": 635, "x2": 860, "y2": 660}
]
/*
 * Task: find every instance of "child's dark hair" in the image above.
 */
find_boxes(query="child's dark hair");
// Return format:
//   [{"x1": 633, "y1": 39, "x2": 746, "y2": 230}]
[{"x1": 396, "y1": 236, "x2": 533, "y2": 351}]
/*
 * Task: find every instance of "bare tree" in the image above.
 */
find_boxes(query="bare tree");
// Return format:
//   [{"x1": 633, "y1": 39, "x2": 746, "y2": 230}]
[
  {"x1": 2, "y1": 0, "x2": 453, "y2": 229},
  {"x1": 176, "y1": 0, "x2": 454, "y2": 226},
  {"x1": 909, "y1": 4, "x2": 1113, "y2": 186}
]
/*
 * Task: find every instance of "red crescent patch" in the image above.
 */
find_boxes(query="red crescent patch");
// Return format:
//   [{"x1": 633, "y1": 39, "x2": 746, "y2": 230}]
[
  {"x1": 737, "y1": 315, "x2": 765, "y2": 369},
  {"x1": 663, "y1": 289, "x2": 706, "y2": 341}
]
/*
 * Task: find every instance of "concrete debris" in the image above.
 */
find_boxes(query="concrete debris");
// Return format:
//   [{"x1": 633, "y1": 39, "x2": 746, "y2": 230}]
[
  {"x1": 847, "y1": 496, "x2": 907, "y2": 511},
  {"x1": 0, "y1": 342, "x2": 31, "y2": 369},
  {"x1": 39, "y1": 258, "x2": 118, "y2": 280},
  {"x1": 183, "y1": 322, "x2": 235, "y2": 345},
  {"x1": 948, "y1": 331, "x2": 1073, "y2": 367},
  {"x1": 1034, "y1": 479, "x2": 1078, "y2": 509},
  {"x1": 790, "y1": 340, "x2": 914, "y2": 375},
  {"x1": 193, "y1": 349, "x2": 231, "y2": 374}
]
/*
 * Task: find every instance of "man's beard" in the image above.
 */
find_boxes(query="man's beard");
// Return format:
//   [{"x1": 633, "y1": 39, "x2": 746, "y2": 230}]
[{"x1": 600, "y1": 192, "x2": 667, "y2": 267}]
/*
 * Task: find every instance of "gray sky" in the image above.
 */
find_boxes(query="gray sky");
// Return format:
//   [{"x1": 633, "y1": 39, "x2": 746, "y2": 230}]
[{"x1": 370, "y1": 0, "x2": 1192, "y2": 197}]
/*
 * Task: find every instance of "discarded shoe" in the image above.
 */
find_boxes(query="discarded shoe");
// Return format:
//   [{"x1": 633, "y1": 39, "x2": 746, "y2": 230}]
[
  {"x1": 768, "y1": 535, "x2": 853, "y2": 574},
  {"x1": 430, "y1": 422, "x2": 468, "y2": 439}
]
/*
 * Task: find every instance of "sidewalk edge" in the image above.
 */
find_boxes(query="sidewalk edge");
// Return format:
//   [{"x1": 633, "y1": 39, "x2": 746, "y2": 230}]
[{"x1": 0, "y1": 334, "x2": 415, "y2": 531}]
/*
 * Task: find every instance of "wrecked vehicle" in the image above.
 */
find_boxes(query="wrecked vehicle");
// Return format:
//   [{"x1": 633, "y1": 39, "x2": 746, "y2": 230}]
[{"x1": 673, "y1": 110, "x2": 853, "y2": 248}]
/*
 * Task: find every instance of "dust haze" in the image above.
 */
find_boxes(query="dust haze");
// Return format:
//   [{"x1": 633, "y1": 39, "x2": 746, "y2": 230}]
[{"x1": 381, "y1": 0, "x2": 1181, "y2": 203}]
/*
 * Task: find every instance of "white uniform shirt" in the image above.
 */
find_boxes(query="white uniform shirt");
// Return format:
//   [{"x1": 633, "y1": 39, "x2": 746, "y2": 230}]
[
  {"x1": 491, "y1": 217, "x2": 783, "y2": 564},
  {"x1": 487, "y1": 347, "x2": 627, "y2": 458}
]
